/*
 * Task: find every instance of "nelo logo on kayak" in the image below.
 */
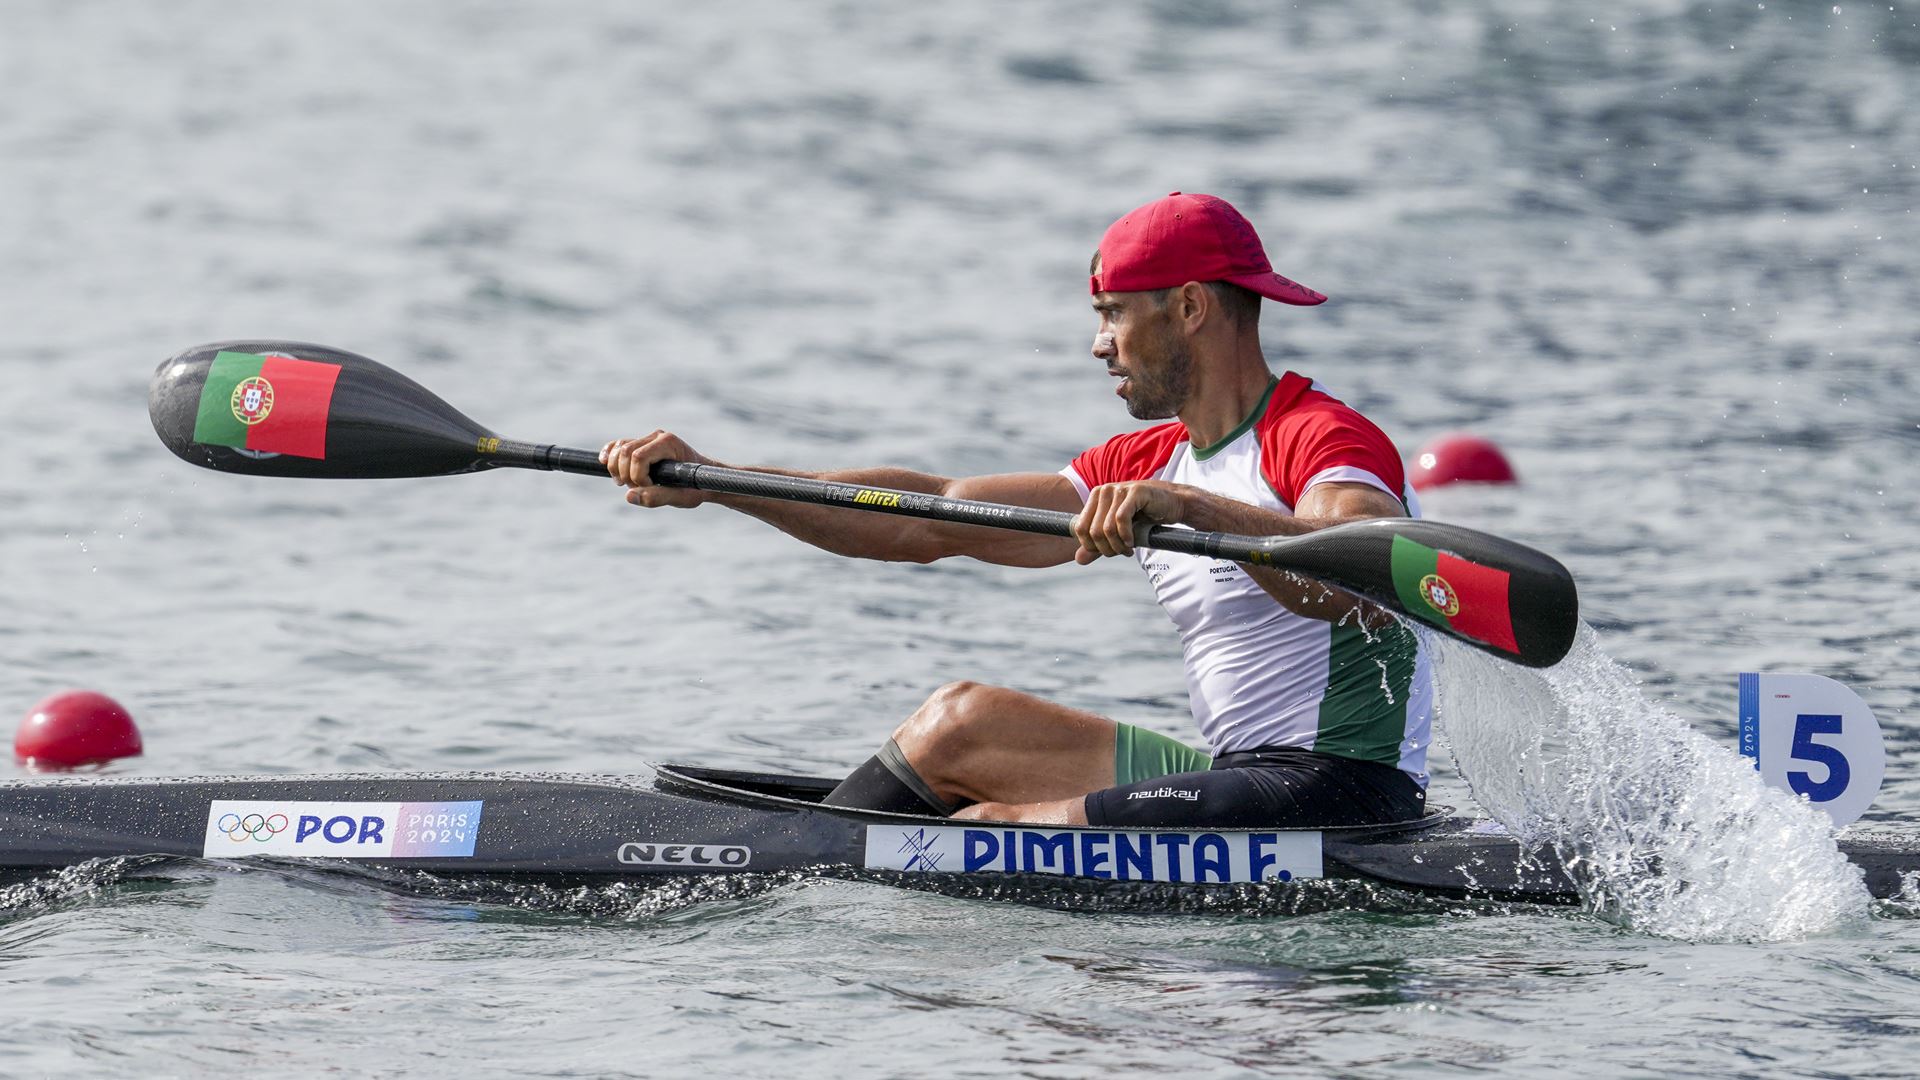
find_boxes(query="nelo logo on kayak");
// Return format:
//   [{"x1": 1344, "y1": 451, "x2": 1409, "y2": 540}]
[
  {"x1": 617, "y1": 842, "x2": 751, "y2": 867},
  {"x1": 201, "y1": 800, "x2": 483, "y2": 859}
]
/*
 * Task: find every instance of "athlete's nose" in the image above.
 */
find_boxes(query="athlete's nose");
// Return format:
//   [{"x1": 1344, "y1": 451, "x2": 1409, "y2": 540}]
[{"x1": 1092, "y1": 331, "x2": 1116, "y2": 361}]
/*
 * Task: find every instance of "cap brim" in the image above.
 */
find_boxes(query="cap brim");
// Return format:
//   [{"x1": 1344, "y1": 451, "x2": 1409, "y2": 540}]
[{"x1": 1227, "y1": 271, "x2": 1327, "y2": 306}]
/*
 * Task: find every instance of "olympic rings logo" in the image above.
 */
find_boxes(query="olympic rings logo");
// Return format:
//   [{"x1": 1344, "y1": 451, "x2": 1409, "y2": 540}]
[{"x1": 217, "y1": 811, "x2": 290, "y2": 843}]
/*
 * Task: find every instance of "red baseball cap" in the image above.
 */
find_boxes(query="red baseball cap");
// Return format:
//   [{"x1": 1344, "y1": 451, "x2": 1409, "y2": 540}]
[{"x1": 1091, "y1": 192, "x2": 1326, "y2": 306}]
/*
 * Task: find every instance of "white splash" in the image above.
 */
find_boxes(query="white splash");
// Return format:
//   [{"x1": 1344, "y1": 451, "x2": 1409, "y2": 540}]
[{"x1": 1435, "y1": 624, "x2": 1870, "y2": 942}]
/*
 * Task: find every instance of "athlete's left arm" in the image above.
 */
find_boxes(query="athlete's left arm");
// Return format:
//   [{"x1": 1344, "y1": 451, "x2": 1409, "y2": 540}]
[{"x1": 1072, "y1": 479, "x2": 1402, "y2": 625}]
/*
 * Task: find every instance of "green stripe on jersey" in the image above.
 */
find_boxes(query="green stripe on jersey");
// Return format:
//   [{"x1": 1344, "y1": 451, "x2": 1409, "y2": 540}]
[
  {"x1": 1313, "y1": 620, "x2": 1419, "y2": 766},
  {"x1": 1189, "y1": 377, "x2": 1278, "y2": 461}
]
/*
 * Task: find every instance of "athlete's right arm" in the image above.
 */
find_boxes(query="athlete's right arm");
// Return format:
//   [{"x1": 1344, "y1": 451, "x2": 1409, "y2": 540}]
[{"x1": 602, "y1": 432, "x2": 1082, "y2": 568}]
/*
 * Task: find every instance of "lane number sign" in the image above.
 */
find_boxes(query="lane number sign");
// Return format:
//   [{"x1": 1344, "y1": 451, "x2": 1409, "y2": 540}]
[{"x1": 1740, "y1": 672, "x2": 1885, "y2": 827}]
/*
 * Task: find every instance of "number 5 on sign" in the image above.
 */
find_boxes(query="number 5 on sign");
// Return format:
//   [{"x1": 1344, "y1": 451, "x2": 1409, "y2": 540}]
[{"x1": 1739, "y1": 672, "x2": 1886, "y2": 827}]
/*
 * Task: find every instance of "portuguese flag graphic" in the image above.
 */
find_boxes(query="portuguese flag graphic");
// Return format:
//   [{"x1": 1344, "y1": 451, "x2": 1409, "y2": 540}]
[
  {"x1": 190, "y1": 351, "x2": 341, "y2": 460},
  {"x1": 1389, "y1": 534, "x2": 1519, "y2": 654}
]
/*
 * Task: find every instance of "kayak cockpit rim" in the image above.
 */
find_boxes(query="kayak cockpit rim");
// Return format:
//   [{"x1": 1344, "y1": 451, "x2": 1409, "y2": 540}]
[{"x1": 652, "y1": 762, "x2": 1456, "y2": 839}]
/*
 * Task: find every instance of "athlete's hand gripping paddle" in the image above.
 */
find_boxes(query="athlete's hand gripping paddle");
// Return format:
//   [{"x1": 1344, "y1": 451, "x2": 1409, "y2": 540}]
[{"x1": 149, "y1": 340, "x2": 1581, "y2": 668}]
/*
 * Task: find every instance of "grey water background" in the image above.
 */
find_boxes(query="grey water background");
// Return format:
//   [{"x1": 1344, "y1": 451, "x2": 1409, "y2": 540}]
[{"x1": 2, "y1": 0, "x2": 1918, "y2": 1075}]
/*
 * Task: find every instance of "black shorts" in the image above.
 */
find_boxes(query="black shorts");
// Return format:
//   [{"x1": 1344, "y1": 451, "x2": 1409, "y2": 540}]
[{"x1": 1084, "y1": 746, "x2": 1425, "y2": 829}]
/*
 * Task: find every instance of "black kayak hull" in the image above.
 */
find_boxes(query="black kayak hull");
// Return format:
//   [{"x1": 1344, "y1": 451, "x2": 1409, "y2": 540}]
[{"x1": 0, "y1": 765, "x2": 1908, "y2": 903}]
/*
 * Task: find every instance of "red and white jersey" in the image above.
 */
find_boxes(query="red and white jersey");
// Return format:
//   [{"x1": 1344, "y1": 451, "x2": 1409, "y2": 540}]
[{"x1": 1061, "y1": 373, "x2": 1433, "y2": 785}]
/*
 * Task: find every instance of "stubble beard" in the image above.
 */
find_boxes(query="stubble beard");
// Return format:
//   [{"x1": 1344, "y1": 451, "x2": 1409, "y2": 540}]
[{"x1": 1122, "y1": 323, "x2": 1193, "y2": 421}]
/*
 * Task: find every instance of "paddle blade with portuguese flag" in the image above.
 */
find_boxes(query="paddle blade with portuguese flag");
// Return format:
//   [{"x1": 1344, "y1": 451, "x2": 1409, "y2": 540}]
[
  {"x1": 1377, "y1": 523, "x2": 1576, "y2": 667},
  {"x1": 1389, "y1": 534, "x2": 1522, "y2": 655},
  {"x1": 150, "y1": 341, "x2": 501, "y2": 478},
  {"x1": 189, "y1": 350, "x2": 341, "y2": 459},
  {"x1": 1254, "y1": 517, "x2": 1579, "y2": 668}
]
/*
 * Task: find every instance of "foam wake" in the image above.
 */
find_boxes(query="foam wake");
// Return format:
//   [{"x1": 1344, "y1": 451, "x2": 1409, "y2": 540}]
[{"x1": 1434, "y1": 624, "x2": 1870, "y2": 941}]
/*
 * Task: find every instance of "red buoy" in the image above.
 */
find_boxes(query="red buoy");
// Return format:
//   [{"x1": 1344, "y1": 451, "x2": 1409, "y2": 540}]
[
  {"x1": 16, "y1": 691, "x2": 144, "y2": 770},
  {"x1": 1410, "y1": 434, "x2": 1518, "y2": 492}
]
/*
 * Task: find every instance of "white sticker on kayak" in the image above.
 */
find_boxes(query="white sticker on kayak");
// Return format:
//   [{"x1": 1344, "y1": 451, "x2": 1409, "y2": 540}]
[
  {"x1": 1740, "y1": 672, "x2": 1885, "y2": 827},
  {"x1": 863, "y1": 824, "x2": 1321, "y2": 883},
  {"x1": 203, "y1": 801, "x2": 483, "y2": 859}
]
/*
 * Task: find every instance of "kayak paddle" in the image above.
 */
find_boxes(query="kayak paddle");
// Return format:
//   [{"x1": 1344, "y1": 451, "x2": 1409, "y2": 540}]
[{"x1": 149, "y1": 340, "x2": 1580, "y2": 667}]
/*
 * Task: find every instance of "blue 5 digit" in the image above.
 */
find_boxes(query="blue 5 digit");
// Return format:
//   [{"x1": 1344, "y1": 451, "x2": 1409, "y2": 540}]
[{"x1": 1788, "y1": 714, "x2": 1850, "y2": 802}]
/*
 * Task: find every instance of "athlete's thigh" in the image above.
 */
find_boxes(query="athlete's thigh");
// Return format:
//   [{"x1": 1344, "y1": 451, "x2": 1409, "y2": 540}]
[
  {"x1": 1113, "y1": 723, "x2": 1211, "y2": 784},
  {"x1": 909, "y1": 684, "x2": 1118, "y2": 805}
]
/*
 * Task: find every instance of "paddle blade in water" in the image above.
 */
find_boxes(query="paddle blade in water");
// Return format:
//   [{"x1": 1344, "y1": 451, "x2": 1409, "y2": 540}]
[{"x1": 149, "y1": 341, "x2": 500, "y2": 478}]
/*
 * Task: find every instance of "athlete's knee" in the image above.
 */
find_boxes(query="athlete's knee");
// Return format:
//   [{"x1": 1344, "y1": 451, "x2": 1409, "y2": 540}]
[
  {"x1": 951, "y1": 797, "x2": 1088, "y2": 826},
  {"x1": 895, "y1": 681, "x2": 1002, "y2": 755},
  {"x1": 927, "y1": 679, "x2": 995, "y2": 716},
  {"x1": 950, "y1": 801, "x2": 1012, "y2": 822}
]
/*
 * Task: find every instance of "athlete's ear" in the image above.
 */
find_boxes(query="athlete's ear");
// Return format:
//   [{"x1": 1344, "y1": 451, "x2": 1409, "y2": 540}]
[{"x1": 1177, "y1": 281, "x2": 1211, "y2": 331}]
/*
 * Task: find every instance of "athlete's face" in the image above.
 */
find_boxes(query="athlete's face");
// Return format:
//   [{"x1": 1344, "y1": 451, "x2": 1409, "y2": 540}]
[{"x1": 1092, "y1": 290, "x2": 1192, "y2": 421}]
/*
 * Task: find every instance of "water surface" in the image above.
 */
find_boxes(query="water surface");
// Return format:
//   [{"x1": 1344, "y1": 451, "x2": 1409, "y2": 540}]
[{"x1": 3, "y1": 2, "x2": 1917, "y2": 1075}]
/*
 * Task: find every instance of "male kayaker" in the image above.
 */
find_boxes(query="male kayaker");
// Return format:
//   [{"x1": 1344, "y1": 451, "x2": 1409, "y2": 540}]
[{"x1": 604, "y1": 191, "x2": 1429, "y2": 829}]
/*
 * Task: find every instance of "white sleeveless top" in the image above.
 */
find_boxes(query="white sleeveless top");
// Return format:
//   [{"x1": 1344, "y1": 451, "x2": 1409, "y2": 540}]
[{"x1": 1062, "y1": 373, "x2": 1433, "y2": 786}]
